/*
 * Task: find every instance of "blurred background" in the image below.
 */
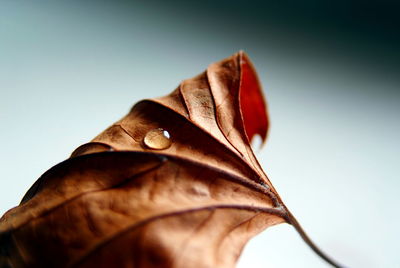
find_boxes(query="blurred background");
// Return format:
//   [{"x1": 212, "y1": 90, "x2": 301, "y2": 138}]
[{"x1": 1, "y1": 1, "x2": 399, "y2": 267}]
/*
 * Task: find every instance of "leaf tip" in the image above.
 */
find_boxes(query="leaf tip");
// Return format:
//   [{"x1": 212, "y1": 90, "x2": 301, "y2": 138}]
[{"x1": 238, "y1": 51, "x2": 269, "y2": 146}]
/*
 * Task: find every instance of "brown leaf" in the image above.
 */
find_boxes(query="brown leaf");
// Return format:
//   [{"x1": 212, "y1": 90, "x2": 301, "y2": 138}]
[{"x1": 0, "y1": 51, "x2": 344, "y2": 268}]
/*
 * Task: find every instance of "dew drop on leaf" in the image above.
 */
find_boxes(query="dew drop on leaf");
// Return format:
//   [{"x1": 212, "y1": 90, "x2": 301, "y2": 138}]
[{"x1": 143, "y1": 128, "x2": 172, "y2": 150}]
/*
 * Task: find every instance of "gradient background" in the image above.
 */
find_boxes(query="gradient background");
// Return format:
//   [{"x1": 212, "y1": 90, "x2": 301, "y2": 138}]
[{"x1": 1, "y1": 1, "x2": 399, "y2": 267}]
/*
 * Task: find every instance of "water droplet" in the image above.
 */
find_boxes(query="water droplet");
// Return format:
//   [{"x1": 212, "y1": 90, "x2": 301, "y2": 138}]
[{"x1": 143, "y1": 128, "x2": 171, "y2": 150}]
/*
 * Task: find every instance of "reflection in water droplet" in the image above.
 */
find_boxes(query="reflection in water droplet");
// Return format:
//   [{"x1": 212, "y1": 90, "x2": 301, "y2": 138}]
[{"x1": 143, "y1": 128, "x2": 172, "y2": 150}]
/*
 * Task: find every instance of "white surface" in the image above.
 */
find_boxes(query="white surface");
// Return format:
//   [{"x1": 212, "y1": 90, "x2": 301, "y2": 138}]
[{"x1": 1, "y1": 2, "x2": 399, "y2": 267}]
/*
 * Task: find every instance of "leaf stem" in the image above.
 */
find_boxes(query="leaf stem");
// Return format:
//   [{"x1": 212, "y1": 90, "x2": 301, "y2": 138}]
[{"x1": 285, "y1": 210, "x2": 347, "y2": 268}]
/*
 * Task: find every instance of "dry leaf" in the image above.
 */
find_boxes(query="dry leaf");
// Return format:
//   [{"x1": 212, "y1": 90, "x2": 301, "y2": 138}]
[{"x1": 0, "y1": 51, "x2": 344, "y2": 268}]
